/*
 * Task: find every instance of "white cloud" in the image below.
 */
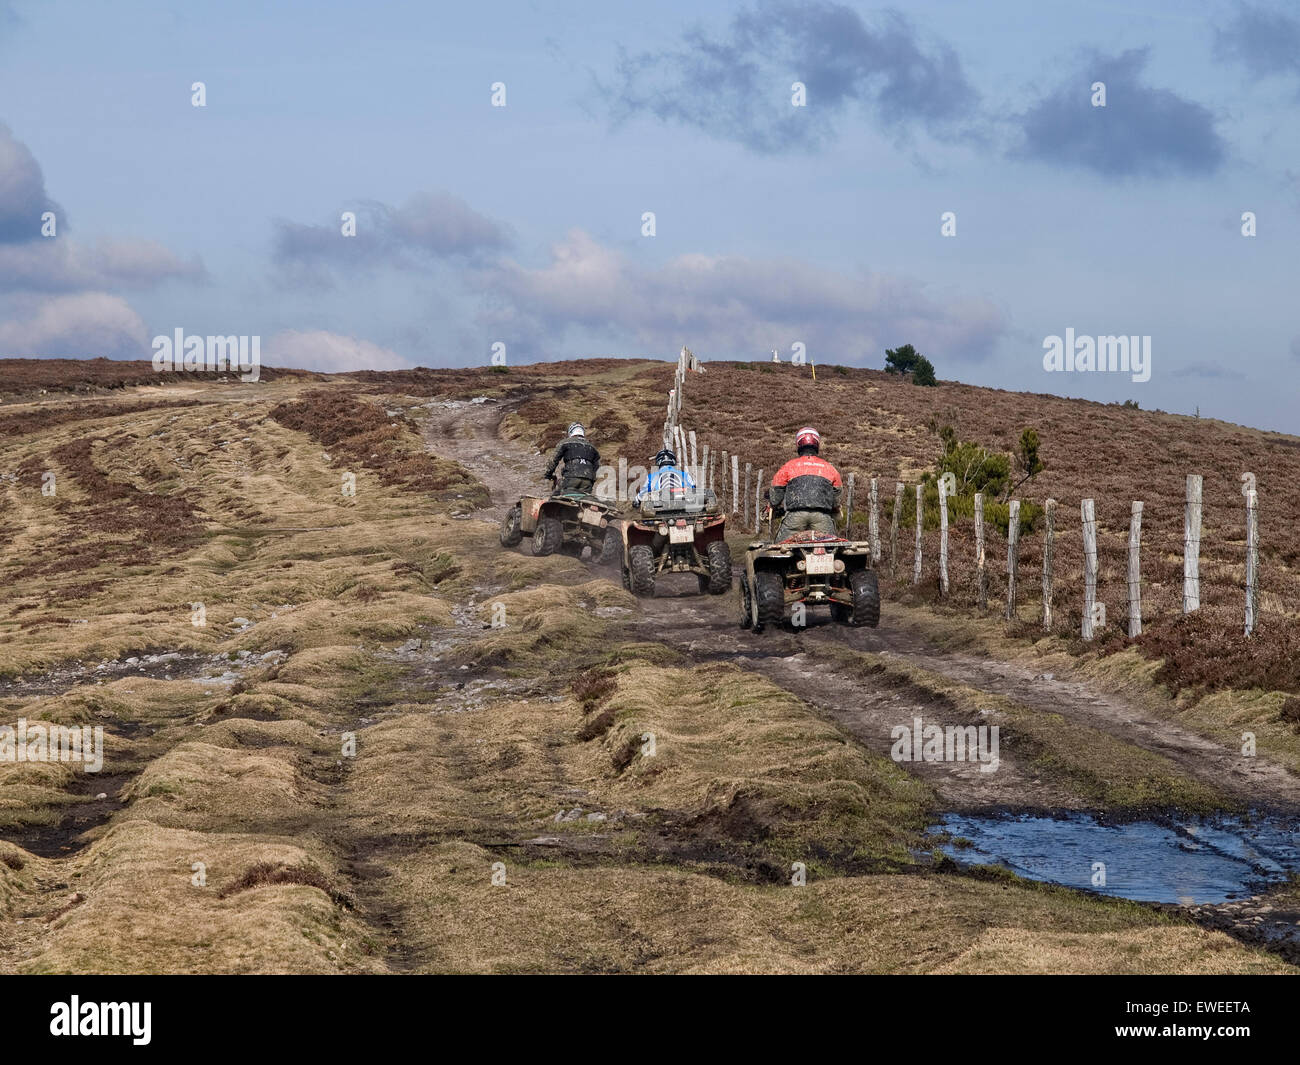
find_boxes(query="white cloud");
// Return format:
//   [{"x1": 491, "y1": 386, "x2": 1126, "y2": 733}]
[
  {"x1": 264, "y1": 329, "x2": 415, "y2": 372},
  {"x1": 0, "y1": 237, "x2": 206, "y2": 292},
  {"x1": 480, "y1": 229, "x2": 1007, "y2": 363},
  {"x1": 0, "y1": 292, "x2": 148, "y2": 357}
]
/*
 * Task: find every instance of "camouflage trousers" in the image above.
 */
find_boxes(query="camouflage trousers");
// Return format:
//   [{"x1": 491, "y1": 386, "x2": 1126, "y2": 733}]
[
  {"x1": 558, "y1": 475, "x2": 594, "y2": 495},
  {"x1": 776, "y1": 509, "x2": 838, "y2": 539}
]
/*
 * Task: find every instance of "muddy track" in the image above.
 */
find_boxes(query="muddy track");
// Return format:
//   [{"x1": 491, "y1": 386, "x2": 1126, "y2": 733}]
[
  {"x1": 419, "y1": 397, "x2": 544, "y2": 521},
  {"x1": 424, "y1": 396, "x2": 1300, "y2": 816},
  {"x1": 415, "y1": 396, "x2": 1300, "y2": 965},
  {"x1": 632, "y1": 593, "x2": 1300, "y2": 814}
]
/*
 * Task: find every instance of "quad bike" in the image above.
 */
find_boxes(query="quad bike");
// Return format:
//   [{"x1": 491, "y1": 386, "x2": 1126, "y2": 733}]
[
  {"x1": 616, "y1": 489, "x2": 731, "y2": 598},
  {"x1": 499, "y1": 488, "x2": 621, "y2": 565},
  {"x1": 739, "y1": 530, "x2": 879, "y2": 631}
]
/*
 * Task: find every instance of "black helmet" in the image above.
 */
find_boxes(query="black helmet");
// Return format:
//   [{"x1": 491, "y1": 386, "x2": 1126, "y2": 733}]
[{"x1": 653, "y1": 448, "x2": 677, "y2": 467}]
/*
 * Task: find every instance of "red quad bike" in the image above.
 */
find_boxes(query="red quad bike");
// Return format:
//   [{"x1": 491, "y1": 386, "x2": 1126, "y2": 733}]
[
  {"x1": 739, "y1": 531, "x2": 879, "y2": 632},
  {"x1": 499, "y1": 490, "x2": 621, "y2": 566},
  {"x1": 618, "y1": 491, "x2": 731, "y2": 598}
]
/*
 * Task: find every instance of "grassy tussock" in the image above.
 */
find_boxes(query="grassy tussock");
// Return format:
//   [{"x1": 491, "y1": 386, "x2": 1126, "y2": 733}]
[
  {"x1": 373, "y1": 841, "x2": 1288, "y2": 974},
  {"x1": 7, "y1": 821, "x2": 377, "y2": 975}
]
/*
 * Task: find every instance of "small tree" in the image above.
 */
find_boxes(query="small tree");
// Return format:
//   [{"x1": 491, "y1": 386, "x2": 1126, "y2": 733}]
[
  {"x1": 936, "y1": 424, "x2": 1009, "y2": 498},
  {"x1": 1004, "y1": 427, "x2": 1045, "y2": 501},
  {"x1": 885, "y1": 344, "x2": 937, "y2": 385},
  {"x1": 884, "y1": 344, "x2": 920, "y2": 374}
]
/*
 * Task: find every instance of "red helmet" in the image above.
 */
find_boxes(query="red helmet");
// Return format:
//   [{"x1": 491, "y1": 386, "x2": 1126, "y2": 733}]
[{"x1": 795, "y1": 426, "x2": 821, "y2": 451}]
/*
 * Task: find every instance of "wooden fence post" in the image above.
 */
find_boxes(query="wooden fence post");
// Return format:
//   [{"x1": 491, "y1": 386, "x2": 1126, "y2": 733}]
[
  {"x1": 974, "y1": 492, "x2": 987, "y2": 610},
  {"x1": 1184, "y1": 473, "x2": 1202, "y2": 613},
  {"x1": 743, "y1": 462, "x2": 752, "y2": 523},
  {"x1": 938, "y1": 476, "x2": 950, "y2": 597},
  {"x1": 754, "y1": 470, "x2": 764, "y2": 534},
  {"x1": 1042, "y1": 498, "x2": 1056, "y2": 631},
  {"x1": 1128, "y1": 501, "x2": 1143, "y2": 637},
  {"x1": 688, "y1": 430, "x2": 698, "y2": 481},
  {"x1": 721, "y1": 451, "x2": 729, "y2": 508},
  {"x1": 912, "y1": 485, "x2": 923, "y2": 585},
  {"x1": 890, "y1": 482, "x2": 904, "y2": 577},
  {"x1": 1245, "y1": 484, "x2": 1258, "y2": 636},
  {"x1": 701, "y1": 444, "x2": 710, "y2": 493},
  {"x1": 1005, "y1": 499, "x2": 1020, "y2": 620},
  {"x1": 843, "y1": 473, "x2": 855, "y2": 539},
  {"x1": 1082, "y1": 498, "x2": 1098, "y2": 640},
  {"x1": 731, "y1": 454, "x2": 740, "y2": 515},
  {"x1": 869, "y1": 478, "x2": 881, "y2": 564}
]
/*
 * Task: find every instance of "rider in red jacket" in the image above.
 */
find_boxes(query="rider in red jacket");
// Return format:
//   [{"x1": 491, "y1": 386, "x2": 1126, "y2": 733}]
[{"x1": 768, "y1": 427, "x2": 843, "y2": 539}]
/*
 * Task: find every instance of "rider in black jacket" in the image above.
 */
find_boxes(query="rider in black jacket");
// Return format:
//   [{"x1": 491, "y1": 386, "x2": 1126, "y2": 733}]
[{"x1": 544, "y1": 423, "x2": 601, "y2": 495}]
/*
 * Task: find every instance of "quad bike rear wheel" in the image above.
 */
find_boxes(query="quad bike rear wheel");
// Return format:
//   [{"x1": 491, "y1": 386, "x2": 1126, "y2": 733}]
[
  {"x1": 849, "y1": 569, "x2": 881, "y2": 627},
  {"x1": 531, "y1": 517, "x2": 563, "y2": 556},
  {"x1": 705, "y1": 540, "x2": 732, "y2": 594},
  {"x1": 500, "y1": 506, "x2": 523, "y2": 547},
  {"x1": 628, "y1": 544, "x2": 656, "y2": 598},
  {"x1": 754, "y1": 571, "x2": 785, "y2": 631}
]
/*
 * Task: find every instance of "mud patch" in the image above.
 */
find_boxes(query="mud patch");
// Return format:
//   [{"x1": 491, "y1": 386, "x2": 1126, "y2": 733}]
[{"x1": 6, "y1": 771, "x2": 132, "y2": 858}]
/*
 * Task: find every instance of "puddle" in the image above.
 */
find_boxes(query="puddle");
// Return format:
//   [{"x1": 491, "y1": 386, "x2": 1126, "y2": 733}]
[{"x1": 930, "y1": 811, "x2": 1300, "y2": 904}]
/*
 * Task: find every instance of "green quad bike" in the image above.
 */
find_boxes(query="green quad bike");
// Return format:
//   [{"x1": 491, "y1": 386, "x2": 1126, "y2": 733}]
[
  {"x1": 499, "y1": 490, "x2": 621, "y2": 565},
  {"x1": 739, "y1": 530, "x2": 879, "y2": 632},
  {"x1": 617, "y1": 490, "x2": 731, "y2": 598}
]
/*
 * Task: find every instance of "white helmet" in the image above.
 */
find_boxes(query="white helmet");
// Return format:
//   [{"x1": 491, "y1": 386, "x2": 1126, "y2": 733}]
[
  {"x1": 568, "y1": 422, "x2": 586, "y2": 437},
  {"x1": 795, "y1": 426, "x2": 821, "y2": 451}
]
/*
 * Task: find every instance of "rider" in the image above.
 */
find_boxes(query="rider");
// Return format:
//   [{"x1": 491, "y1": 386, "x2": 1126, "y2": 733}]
[
  {"x1": 635, "y1": 448, "x2": 698, "y2": 507},
  {"x1": 544, "y1": 423, "x2": 601, "y2": 495},
  {"x1": 768, "y1": 427, "x2": 843, "y2": 539}
]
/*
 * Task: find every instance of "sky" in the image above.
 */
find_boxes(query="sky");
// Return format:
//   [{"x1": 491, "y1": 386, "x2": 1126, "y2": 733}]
[{"x1": 0, "y1": 0, "x2": 1297, "y2": 430}]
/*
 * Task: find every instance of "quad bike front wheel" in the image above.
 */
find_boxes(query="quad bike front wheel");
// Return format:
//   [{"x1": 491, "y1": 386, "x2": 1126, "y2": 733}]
[
  {"x1": 531, "y1": 516, "x2": 563, "y2": 556},
  {"x1": 500, "y1": 505, "x2": 523, "y2": 547},
  {"x1": 753, "y1": 571, "x2": 785, "y2": 632},
  {"x1": 849, "y1": 569, "x2": 881, "y2": 627},
  {"x1": 738, "y1": 575, "x2": 753, "y2": 629},
  {"x1": 628, "y1": 544, "x2": 656, "y2": 598}
]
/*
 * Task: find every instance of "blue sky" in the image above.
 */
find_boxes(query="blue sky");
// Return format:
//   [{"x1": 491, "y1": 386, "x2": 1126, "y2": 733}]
[{"x1": 0, "y1": 0, "x2": 1297, "y2": 430}]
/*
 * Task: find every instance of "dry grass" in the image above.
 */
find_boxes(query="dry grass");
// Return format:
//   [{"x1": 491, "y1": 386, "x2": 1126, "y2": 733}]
[
  {"x1": 373, "y1": 842, "x2": 1288, "y2": 974},
  {"x1": 0, "y1": 366, "x2": 1292, "y2": 975}
]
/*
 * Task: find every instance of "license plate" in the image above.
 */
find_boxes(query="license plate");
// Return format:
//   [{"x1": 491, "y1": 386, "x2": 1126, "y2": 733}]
[
  {"x1": 805, "y1": 552, "x2": 835, "y2": 574},
  {"x1": 581, "y1": 510, "x2": 603, "y2": 526},
  {"x1": 669, "y1": 525, "x2": 695, "y2": 543}
]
